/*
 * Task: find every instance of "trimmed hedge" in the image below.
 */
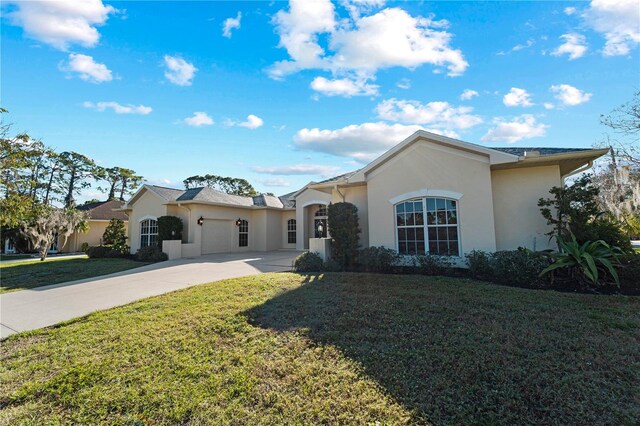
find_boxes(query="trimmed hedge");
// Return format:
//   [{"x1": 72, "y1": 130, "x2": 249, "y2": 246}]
[
  {"x1": 157, "y1": 216, "x2": 183, "y2": 248},
  {"x1": 293, "y1": 252, "x2": 324, "y2": 272},
  {"x1": 358, "y1": 246, "x2": 399, "y2": 274},
  {"x1": 86, "y1": 245, "x2": 130, "y2": 259},
  {"x1": 135, "y1": 246, "x2": 168, "y2": 262}
]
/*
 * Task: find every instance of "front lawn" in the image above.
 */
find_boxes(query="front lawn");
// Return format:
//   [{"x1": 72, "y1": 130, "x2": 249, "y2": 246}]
[
  {"x1": 0, "y1": 257, "x2": 149, "y2": 294},
  {"x1": 1, "y1": 273, "x2": 638, "y2": 425}
]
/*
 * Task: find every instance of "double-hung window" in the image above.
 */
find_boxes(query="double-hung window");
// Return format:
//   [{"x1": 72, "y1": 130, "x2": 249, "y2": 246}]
[{"x1": 140, "y1": 219, "x2": 158, "y2": 248}]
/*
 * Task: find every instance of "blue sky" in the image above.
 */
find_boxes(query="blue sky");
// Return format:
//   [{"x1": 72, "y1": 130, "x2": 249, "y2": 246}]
[{"x1": 2, "y1": 0, "x2": 639, "y2": 199}]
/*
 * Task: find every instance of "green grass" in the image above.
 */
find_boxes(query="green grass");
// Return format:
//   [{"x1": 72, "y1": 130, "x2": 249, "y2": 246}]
[
  {"x1": 0, "y1": 254, "x2": 33, "y2": 261},
  {"x1": 1, "y1": 273, "x2": 638, "y2": 425},
  {"x1": 0, "y1": 257, "x2": 149, "y2": 293}
]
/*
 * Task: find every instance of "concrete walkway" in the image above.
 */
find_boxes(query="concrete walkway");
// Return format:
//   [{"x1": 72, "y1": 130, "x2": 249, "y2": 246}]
[{"x1": 0, "y1": 250, "x2": 301, "y2": 338}]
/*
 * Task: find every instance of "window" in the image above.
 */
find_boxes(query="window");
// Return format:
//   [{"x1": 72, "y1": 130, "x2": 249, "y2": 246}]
[
  {"x1": 238, "y1": 219, "x2": 248, "y2": 247},
  {"x1": 395, "y1": 197, "x2": 460, "y2": 256},
  {"x1": 314, "y1": 206, "x2": 328, "y2": 238},
  {"x1": 140, "y1": 219, "x2": 158, "y2": 248},
  {"x1": 287, "y1": 219, "x2": 296, "y2": 244}
]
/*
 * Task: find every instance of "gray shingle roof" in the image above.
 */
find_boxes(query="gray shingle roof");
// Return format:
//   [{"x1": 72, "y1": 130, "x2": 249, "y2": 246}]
[
  {"x1": 315, "y1": 170, "x2": 360, "y2": 184},
  {"x1": 491, "y1": 147, "x2": 593, "y2": 156},
  {"x1": 145, "y1": 185, "x2": 292, "y2": 209}
]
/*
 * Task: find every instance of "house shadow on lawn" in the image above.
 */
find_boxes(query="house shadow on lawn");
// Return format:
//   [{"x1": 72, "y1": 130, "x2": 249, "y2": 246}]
[{"x1": 244, "y1": 272, "x2": 639, "y2": 425}]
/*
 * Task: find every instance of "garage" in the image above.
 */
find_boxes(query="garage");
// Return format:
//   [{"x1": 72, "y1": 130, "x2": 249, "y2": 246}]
[{"x1": 201, "y1": 219, "x2": 232, "y2": 254}]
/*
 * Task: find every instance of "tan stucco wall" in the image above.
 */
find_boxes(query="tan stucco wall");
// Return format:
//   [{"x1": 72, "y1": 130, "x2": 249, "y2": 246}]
[
  {"x1": 294, "y1": 188, "x2": 332, "y2": 250},
  {"x1": 64, "y1": 220, "x2": 129, "y2": 252},
  {"x1": 330, "y1": 185, "x2": 369, "y2": 249},
  {"x1": 366, "y1": 141, "x2": 497, "y2": 255},
  {"x1": 127, "y1": 190, "x2": 169, "y2": 252},
  {"x1": 491, "y1": 165, "x2": 562, "y2": 251}
]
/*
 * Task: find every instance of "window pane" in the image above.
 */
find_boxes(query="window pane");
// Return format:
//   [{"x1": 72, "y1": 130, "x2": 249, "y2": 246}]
[
  {"x1": 396, "y1": 203, "x2": 405, "y2": 213},
  {"x1": 446, "y1": 199, "x2": 456, "y2": 211},
  {"x1": 397, "y1": 213, "x2": 405, "y2": 227},
  {"x1": 449, "y1": 241, "x2": 459, "y2": 256},
  {"x1": 415, "y1": 212, "x2": 424, "y2": 225},
  {"x1": 437, "y1": 211, "x2": 446, "y2": 225},
  {"x1": 399, "y1": 242, "x2": 407, "y2": 254},
  {"x1": 416, "y1": 227, "x2": 424, "y2": 241},
  {"x1": 428, "y1": 227, "x2": 437, "y2": 241},
  {"x1": 437, "y1": 227, "x2": 448, "y2": 240},
  {"x1": 426, "y1": 198, "x2": 436, "y2": 212},
  {"x1": 438, "y1": 241, "x2": 448, "y2": 254},
  {"x1": 436, "y1": 198, "x2": 446, "y2": 211},
  {"x1": 427, "y1": 211, "x2": 436, "y2": 225},
  {"x1": 406, "y1": 228, "x2": 416, "y2": 241},
  {"x1": 405, "y1": 202, "x2": 414, "y2": 213},
  {"x1": 448, "y1": 227, "x2": 458, "y2": 241},
  {"x1": 398, "y1": 228, "x2": 406, "y2": 241},
  {"x1": 417, "y1": 241, "x2": 425, "y2": 255},
  {"x1": 428, "y1": 241, "x2": 438, "y2": 254},
  {"x1": 446, "y1": 210, "x2": 457, "y2": 224},
  {"x1": 408, "y1": 242, "x2": 417, "y2": 255},
  {"x1": 414, "y1": 201, "x2": 423, "y2": 212},
  {"x1": 406, "y1": 213, "x2": 415, "y2": 226},
  {"x1": 149, "y1": 235, "x2": 157, "y2": 247}
]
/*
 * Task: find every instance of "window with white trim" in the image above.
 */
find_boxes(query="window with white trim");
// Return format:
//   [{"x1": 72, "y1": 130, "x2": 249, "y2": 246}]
[
  {"x1": 287, "y1": 219, "x2": 296, "y2": 244},
  {"x1": 395, "y1": 197, "x2": 460, "y2": 256},
  {"x1": 140, "y1": 219, "x2": 158, "y2": 248},
  {"x1": 238, "y1": 219, "x2": 248, "y2": 247}
]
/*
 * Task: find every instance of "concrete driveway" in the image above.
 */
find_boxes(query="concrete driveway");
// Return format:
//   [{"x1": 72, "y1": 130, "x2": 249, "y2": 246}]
[{"x1": 1, "y1": 250, "x2": 301, "y2": 338}]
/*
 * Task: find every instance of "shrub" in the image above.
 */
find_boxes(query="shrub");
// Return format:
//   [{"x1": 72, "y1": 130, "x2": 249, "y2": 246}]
[
  {"x1": 157, "y1": 216, "x2": 183, "y2": 248},
  {"x1": 617, "y1": 253, "x2": 640, "y2": 294},
  {"x1": 491, "y1": 248, "x2": 552, "y2": 288},
  {"x1": 135, "y1": 246, "x2": 168, "y2": 263},
  {"x1": 102, "y1": 219, "x2": 128, "y2": 253},
  {"x1": 466, "y1": 250, "x2": 493, "y2": 280},
  {"x1": 579, "y1": 218, "x2": 633, "y2": 253},
  {"x1": 293, "y1": 252, "x2": 324, "y2": 272},
  {"x1": 415, "y1": 254, "x2": 454, "y2": 276},
  {"x1": 86, "y1": 245, "x2": 129, "y2": 259},
  {"x1": 358, "y1": 246, "x2": 399, "y2": 273},
  {"x1": 323, "y1": 258, "x2": 343, "y2": 272},
  {"x1": 541, "y1": 234, "x2": 622, "y2": 288},
  {"x1": 327, "y1": 202, "x2": 360, "y2": 269},
  {"x1": 80, "y1": 242, "x2": 90, "y2": 253}
]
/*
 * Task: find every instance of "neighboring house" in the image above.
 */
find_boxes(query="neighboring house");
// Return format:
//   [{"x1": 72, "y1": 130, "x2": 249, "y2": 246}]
[
  {"x1": 122, "y1": 131, "x2": 608, "y2": 258},
  {"x1": 64, "y1": 200, "x2": 129, "y2": 252}
]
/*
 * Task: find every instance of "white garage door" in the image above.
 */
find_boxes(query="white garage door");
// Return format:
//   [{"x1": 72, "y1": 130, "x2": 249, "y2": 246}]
[{"x1": 202, "y1": 219, "x2": 232, "y2": 254}]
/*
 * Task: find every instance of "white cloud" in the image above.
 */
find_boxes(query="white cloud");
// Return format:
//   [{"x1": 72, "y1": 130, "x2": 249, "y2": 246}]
[
  {"x1": 6, "y1": 0, "x2": 116, "y2": 50},
  {"x1": 222, "y1": 12, "x2": 242, "y2": 38},
  {"x1": 460, "y1": 89, "x2": 479, "y2": 100},
  {"x1": 269, "y1": 2, "x2": 468, "y2": 80},
  {"x1": 61, "y1": 53, "x2": 112, "y2": 83},
  {"x1": 340, "y1": 0, "x2": 386, "y2": 20},
  {"x1": 543, "y1": 102, "x2": 555, "y2": 110},
  {"x1": 257, "y1": 177, "x2": 291, "y2": 187},
  {"x1": 83, "y1": 101, "x2": 152, "y2": 115},
  {"x1": 163, "y1": 55, "x2": 197, "y2": 86},
  {"x1": 376, "y1": 98, "x2": 483, "y2": 130},
  {"x1": 564, "y1": 6, "x2": 577, "y2": 15},
  {"x1": 497, "y1": 39, "x2": 535, "y2": 55},
  {"x1": 583, "y1": 0, "x2": 640, "y2": 56},
  {"x1": 503, "y1": 87, "x2": 534, "y2": 107},
  {"x1": 550, "y1": 84, "x2": 592, "y2": 106},
  {"x1": 551, "y1": 33, "x2": 588, "y2": 60},
  {"x1": 396, "y1": 78, "x2": 411, "y2": 89},
  {"x1": 252, "y1": 164, "x2": 341, "y2": 176},
  {"x1": 310, "y1": 75, "x2": 378, "y2": 96},
  {"x1": 293, "y1": 121, "x2": 430, "y2": 162},
  {"x1": 226, "y1": 114, "x2": 264, "y2": 129},
  {"x1": 183, "y1": 112, "x2": 214, "y2": 127},
  {"x1": 481, "y1": 114, "x2": 548, "y2": 143}
]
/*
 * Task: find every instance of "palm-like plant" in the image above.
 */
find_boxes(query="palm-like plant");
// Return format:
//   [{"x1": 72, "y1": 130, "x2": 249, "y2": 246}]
[{"x1": 540, "y1": 233, "x2": 622, "y2": 286}]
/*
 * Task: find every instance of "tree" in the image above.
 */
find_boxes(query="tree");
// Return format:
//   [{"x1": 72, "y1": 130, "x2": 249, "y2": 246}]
[
  {"x1": 183, "y1": 174, "x2": 257, "y2": 196},
  {"x1": 328, "y1": 202, "x2": 361, "y2": 268},
  {"x1": 600, "y1": 90, "x2": 639, "y2": 165},
  {"x1": 101, "y1": 167, "x2": 144, "y2": 201},
  {"x1": 157, "y1": 216, "x2": 183, "y2": 248},
  {"x1": 57, "y1": 151, "x2": 101, "y2": 208},
  {"x1": 102, "y1": 218, "x2": 128, "y2": 252},
  {"x1": 20, "y1": 207, "x2": 88, "y2": 261}
]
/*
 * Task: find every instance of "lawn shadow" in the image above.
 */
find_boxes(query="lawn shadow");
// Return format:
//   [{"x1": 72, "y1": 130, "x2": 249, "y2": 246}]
[{"x1": 244, "y1": 272, "x2": 640, "y2": 425}]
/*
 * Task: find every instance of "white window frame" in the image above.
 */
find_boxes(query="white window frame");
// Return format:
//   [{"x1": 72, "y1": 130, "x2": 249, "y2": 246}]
[
  {"x1": 394, "y1": 197, "x2": 462, "y2": 257},
  {"x1": 238, "y1": 219, "x2": 249, "y2": 247},
  {"x1": 139, "y1": 217, "x2": 158, "y2": 248},
  {"x1": 287, "y1": 219, "x2": 296, "y2": 244}
]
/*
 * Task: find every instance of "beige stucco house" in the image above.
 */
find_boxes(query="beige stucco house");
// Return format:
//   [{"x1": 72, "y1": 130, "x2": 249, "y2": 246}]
[
  {"x1": 64, "y1": 200, "x2": 129, "y2": 252},
  {"x1": 121, "y1": 131, "x2": 607, "y2": 259}
]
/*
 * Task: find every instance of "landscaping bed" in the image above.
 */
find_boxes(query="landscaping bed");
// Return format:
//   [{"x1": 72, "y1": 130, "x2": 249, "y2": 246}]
[{"x1": 1, "y1": 273, "x2": 638, "y2": 425}]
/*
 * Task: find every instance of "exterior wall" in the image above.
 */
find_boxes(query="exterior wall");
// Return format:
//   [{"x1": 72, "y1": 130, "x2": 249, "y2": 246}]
[
  {"x1": 281, "y1": 210, "x2": 297, "y2": 249},
  {"x1": 166, "y1": 205, "x2": 190, "y2": 243},
  {"x1": 294, "y1": 188, "x2": 332, "y2": 250},
  {"x1": 367, "y1": 141, "x2": 498, "y2": 255},
  {"x1": 65, "y1": 220, "x2": 129, "y2": 252},
  {"x1": 330, "y1": 185, "x2": 369, "y2": 249},
  {"x1": 491, "y1": 165, "x2": 562, "y2": 251},
  {"x1": 128, "y1": 191, "x2": 168, "y2": 252}
]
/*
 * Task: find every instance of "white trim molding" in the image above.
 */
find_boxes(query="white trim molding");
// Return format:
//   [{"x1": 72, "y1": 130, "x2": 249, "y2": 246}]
[
  {"x1": 388, "y1": 189, "x2": 463, "y2": 205},
  {"x1": 301, "y1": 200, "x2": 330, "y2": 208},
  {"x1": 138, "y1": 215, "x2": 158, "y2": 222}
]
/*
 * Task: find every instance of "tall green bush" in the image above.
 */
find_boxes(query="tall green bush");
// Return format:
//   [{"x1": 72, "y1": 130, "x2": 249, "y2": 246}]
[
  {"x1": 327, "y1": 202, "x2": 360, "y2": 269},
  {"x1": 102, "y1": 218, "x2": 128, "y2": 253},
  {"x1": 157, "y1": 216, "x2": 183, "y2": 248}
]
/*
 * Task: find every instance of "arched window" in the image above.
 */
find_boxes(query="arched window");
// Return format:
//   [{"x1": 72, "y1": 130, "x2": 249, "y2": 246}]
[
  {"x1": 140, "y1": 218, "x2": 158, "y2": 248},
  {"x1": 395, "y1": 197, "x2": 459, "y2": 256},
  {"x1": 287, "y1": 219, "x2": 296, "y2": 244},
  {"x1": 238, "y1": 219, "x2": 248, "y2": 247},
  {"x1": 314, "y1": 206, "x2": 328, "y2": 238}
]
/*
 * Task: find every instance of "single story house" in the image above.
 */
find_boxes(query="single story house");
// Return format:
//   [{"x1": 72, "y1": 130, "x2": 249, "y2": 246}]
[
  {"x1": 121, "y1": 131, "x2": 607, "y2": 258},
  {"x1": 64, "y1": 200, "x2": 129, "y2": 252}
]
